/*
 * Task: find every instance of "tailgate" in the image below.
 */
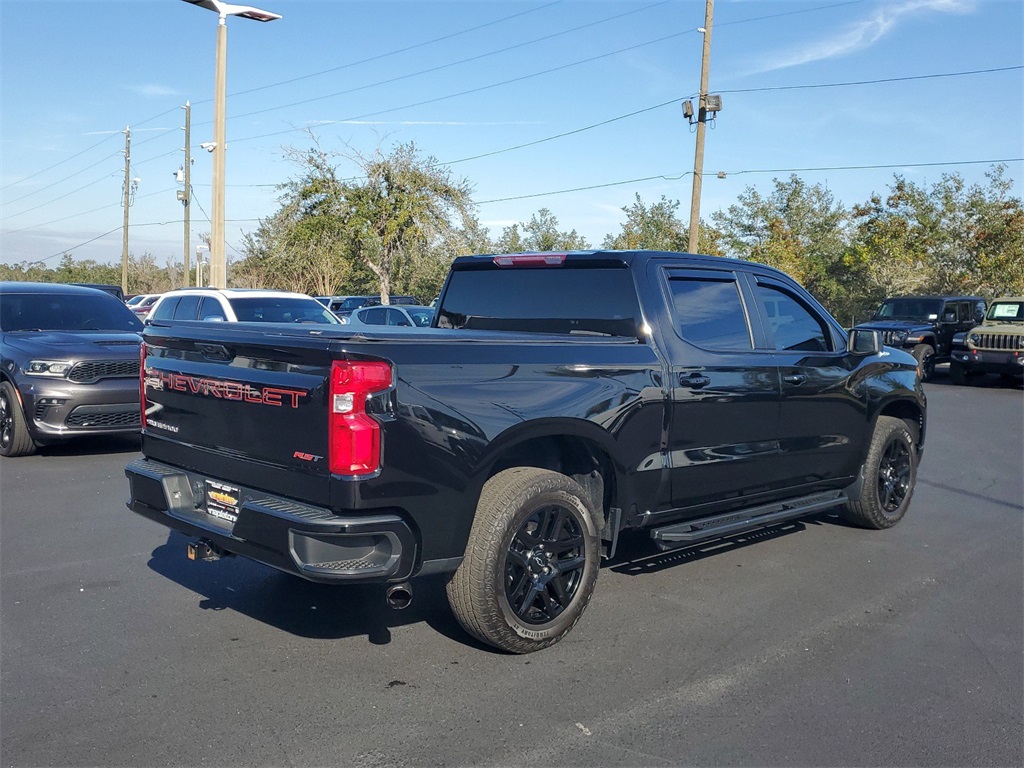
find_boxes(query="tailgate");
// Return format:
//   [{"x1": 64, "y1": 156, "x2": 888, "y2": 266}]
[{"x1": 141, "y1": 323, "x2": 379, "y2": 501}]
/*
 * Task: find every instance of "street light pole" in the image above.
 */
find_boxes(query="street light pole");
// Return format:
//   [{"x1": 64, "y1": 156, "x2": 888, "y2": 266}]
[
  {"x1": 195, "y1": 244, "x2": 210, "y2": 286},
  {"x1": 181, "y1": 0, "x2": 281, "y2": 289}
]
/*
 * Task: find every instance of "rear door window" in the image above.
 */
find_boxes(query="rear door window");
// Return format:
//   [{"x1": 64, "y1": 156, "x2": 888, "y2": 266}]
[{"x1": 666, "y1": 272, "x2": 752, "y2": 350}]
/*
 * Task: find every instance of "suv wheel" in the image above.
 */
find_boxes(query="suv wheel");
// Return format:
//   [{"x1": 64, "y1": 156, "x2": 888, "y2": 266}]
[
  {"x1": 911, "y1": 344, "x2": 936, "y2": 381},
  {"x1": 950, "y1": 360, "x2": 969, "y2": 386},
  {"x1": 0, "y1": 381, "x2": 37, "y2": 458}
]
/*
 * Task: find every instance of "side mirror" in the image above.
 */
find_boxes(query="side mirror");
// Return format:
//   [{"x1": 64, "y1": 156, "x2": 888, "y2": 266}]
[
  {"x1": 942, "y1": 311, "x2": 957, "y2": 323},
  {"x1": 848, "y1": 328, "x2": 881, "y2": 355}
]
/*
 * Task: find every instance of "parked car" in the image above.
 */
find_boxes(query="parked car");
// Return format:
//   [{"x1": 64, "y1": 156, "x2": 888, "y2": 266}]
[
  {"x1": 72, "y1": 283, "x2": 124, "y2": 301},
  {"x1": 341, "y1": 305, "x2": 434, "y2": 329},
  {"x1": 950, "y1": 297, "x2": 1024, "y2": 385},
  {"x1": 128, "y1": 294, "x2": 161, "y2": 320},
  {"x1": 852, "y1": 294, "x2": 986, "y2": 380},
  {"x1": 327, "y1": 295, "x2": 420, "y2": 317},
  {"x1": 0, "y1": 282, "x2": 143, "y2": 457},
  {"x1": 148, "y1": 288, "x2": 340, "y2": 324}
]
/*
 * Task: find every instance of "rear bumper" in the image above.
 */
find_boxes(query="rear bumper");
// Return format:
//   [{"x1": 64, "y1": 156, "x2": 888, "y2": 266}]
[
  {"x1": 125, "y1": 458, "x2": 417, "y2": 583},
  {"x1": 953, "y1": 349, "x2": 1024, "y2": 376}
]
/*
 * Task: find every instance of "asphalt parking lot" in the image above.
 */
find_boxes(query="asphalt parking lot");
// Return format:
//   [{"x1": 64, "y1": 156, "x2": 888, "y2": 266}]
[{"x1": 2, "y1": 371, "x2": 1021, "y2": 767}]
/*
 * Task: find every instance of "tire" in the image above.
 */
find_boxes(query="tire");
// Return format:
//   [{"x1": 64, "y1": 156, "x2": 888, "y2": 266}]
[
  {"x1": 842, "y1": 416, "x2": 917, "y2": 529},
  {"x1": 0, "y1": 381, "x2": 37, "y2": 458},
  {"x1": 911, "y1": 344, "x2": 936, "y2": 381},
  {"x1": 949, "y1": 360, "x2": 968, "y2": 386},
  {"x1": 446, "y1": 467, "x2": 601, "y2": 653}
]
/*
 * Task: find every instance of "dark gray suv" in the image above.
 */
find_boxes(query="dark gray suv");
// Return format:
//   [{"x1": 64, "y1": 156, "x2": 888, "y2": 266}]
[{"x1": 0, "y1": 282, "x2": 143, "y2": 457}]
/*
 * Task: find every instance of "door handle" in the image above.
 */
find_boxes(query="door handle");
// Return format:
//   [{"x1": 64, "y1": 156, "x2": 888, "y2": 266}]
[
  {"x1": 679, "y1": 373, "x2": 711, "y2": 389},
  {"x1": 783, "y1": 373, "x2": 806, "y2": 385}
]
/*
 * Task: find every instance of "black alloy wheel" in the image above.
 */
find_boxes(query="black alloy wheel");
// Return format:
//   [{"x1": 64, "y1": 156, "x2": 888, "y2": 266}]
[
  {"x1": 504, "y1": 502, "x2": 587, "y2": 625},
  {"x1": 876, "y1": 436, "x2": 912, "y2": 513},
  {"x1": 0, "y1": 387, "x2": 13, "y2": 452}
]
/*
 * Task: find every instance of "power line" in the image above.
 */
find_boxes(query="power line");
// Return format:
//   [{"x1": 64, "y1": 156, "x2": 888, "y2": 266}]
[
  {"x1": 478, "y1": 173, "x2": 692, "y2": 204},
  {"x1": 223, "y1": 2, "x2": 675, "y2": 124},
  {"x1": 718, "y1": 65, "x2": 1023, "y2": 95},
  {"x1": 0, "y1": 0, "x2": 866, "y2": 197},
  {"x1": 0, "y1": 133, "x2": 120, "y2": 194},
  {"x1": 220, "y1": 0, "x2": 572, "y2": 101},
  {"x1": 232, "y1": 28, "x2": 696, "y2": 146},
  {"x1": 476, "y1": 158, "x2": 1022, "y2": 205},
  {"x1": 718, "y1": 158, "x2": 1023, "y2": 176},
  {"x1": 3, "y1": 187, "x2": 179, "y2": 237}
]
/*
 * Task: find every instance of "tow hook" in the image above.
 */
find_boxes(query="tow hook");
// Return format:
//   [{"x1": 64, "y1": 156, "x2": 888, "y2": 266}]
[
  {"x1": 385, "y1": 582, "x2": 413, "y2": 610},
  {"x1": 187, "y1": 538, "x2": 229, "y2": 561}
]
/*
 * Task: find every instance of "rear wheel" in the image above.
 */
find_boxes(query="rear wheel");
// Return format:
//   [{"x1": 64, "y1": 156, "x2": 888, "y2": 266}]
[
  {"x1": 0, "y1": 381, "x2": 37, "y2": 458},
  {"x1": 842, "y1": 416, "x2": 917, "y2": 529},
  {"x1": 911, "y1": 344, "x2": 936, "y2": 381},
  {"x1": 446, "y1": 467, "x2": 600, "y2": 653}
]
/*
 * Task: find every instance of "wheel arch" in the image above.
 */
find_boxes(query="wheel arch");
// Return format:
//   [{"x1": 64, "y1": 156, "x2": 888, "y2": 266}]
[
  {"x1": 877, "y1": 397, "x2": 925, "y2": 449},
  {"x1": 466, "y1": 418, "x2": 628, "y2": 537}
]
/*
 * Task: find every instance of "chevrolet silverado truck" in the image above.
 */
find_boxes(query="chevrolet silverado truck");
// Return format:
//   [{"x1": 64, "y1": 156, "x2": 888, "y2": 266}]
[{"x1": 126, "y1": 251, "x2": 926, "y2": 653}]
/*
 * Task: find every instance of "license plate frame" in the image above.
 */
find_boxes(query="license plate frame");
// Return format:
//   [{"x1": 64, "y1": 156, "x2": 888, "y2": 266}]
[{"x1": 204, "y1": 480, "x2": 241, "y2": 524}]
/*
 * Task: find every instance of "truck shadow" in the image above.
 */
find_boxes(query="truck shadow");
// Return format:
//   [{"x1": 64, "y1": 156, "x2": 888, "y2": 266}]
[
  {"x1": 146, "y1": 531, "x2": 490, "y2": 651},
  {"x1": 35, "y1": 434, "x2": 142, "y2": 457}
]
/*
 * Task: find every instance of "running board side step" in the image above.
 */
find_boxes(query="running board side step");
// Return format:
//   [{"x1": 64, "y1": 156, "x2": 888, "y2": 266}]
[{"x1": 650, "y1": 491, "x2": 846, "y2": 549}]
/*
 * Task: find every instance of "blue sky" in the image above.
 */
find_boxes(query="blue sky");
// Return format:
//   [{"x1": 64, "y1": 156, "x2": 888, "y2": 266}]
[{"x1": 1, "y1": 0, "x2": 1021, "y2": 268}]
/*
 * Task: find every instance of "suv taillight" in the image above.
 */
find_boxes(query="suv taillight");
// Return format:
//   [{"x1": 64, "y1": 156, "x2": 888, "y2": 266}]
[
  {"x1": 329, "y1": 360, "x2": 392, "y2": 475},
  {"x1": 139, "y1": 342, "x2": 147, "y2": 429}
]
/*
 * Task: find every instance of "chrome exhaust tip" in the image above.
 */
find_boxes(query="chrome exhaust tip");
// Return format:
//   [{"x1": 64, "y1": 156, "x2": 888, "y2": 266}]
[{"x1": 385, "y1": 582, "x2": 413, "y2": 610}]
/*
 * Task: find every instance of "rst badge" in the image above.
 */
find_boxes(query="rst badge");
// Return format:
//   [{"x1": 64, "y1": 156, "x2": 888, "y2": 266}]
[{"x1": 293, "y1": 451, "x2": 323, "y2": 463}]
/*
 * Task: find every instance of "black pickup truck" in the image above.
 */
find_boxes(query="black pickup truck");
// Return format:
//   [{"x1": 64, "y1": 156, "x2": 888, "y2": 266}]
[{"x1": 126, "y1": 251, "x2": 926, "y2": 653}]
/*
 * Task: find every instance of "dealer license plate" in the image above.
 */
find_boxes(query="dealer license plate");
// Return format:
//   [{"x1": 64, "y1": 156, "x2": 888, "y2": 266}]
[{"x1": 205, "y1": 480, "x2": 240, "y2": 524}]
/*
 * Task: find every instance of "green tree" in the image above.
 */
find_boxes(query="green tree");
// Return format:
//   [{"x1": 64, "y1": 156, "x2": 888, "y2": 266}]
[
  {"x1": 495, "y1": 208, "x2": 589, "y2": 252},
  {"x1": 713, "y1": 175, "x2": 859, "y2": 319},
  {"x1": 601, "y1": 194, "x2": 724, "y2": 255}
]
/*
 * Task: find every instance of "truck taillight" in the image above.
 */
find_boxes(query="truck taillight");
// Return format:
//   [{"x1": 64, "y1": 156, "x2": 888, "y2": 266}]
[
  {"x1": 139, "y1": 342, "x2": 147, "y2": 429},
  {"x1": 329, "y1": 360, "x2": 392, "y2": 475}
]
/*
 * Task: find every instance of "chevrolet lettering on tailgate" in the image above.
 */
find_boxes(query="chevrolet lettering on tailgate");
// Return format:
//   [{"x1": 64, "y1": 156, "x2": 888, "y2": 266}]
[{"x1": 147, "y1": 370, "x2": 306, "y2": 408}]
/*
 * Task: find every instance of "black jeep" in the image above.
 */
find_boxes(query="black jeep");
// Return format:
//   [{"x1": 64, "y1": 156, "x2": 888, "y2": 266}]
[{"x1": 854, "y1": 295, "x2": 986, "y2": 380}]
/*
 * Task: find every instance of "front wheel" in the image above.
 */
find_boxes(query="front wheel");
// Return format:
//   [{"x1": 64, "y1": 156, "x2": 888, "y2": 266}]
[
  {"x1": 911, "y1": 344, "x2": 936, "y2": 381},
  {"x1": 446, "y1": 467, "x2": 600, "y2": 653},
  {"x1": 0, "y1": 381, "x2": 37, "y2": 457},
  {"x1": 842, "y1": 416, "x2": 917, "y2": 529},
  {"x1": 949, "y1": 360, "x2": 968, "y2": 386}
]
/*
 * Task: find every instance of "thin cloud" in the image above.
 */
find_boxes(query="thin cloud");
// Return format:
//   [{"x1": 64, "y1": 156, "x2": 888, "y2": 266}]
[
  {"x1": 750, "y1": 0, "x2": 973, "y2": 73},
  {"x1": 130, "y1": 84, "x2": 180, "y2": 97},
  {"x1": 309, "y1": 120, "x2": 544, "y2": 127},
  {"x1": 82, "y1": 127, "x2": 174, "y2": 136}
]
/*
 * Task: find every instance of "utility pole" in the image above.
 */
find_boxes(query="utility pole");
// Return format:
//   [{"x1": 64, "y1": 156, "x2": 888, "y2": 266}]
[
  {"x1": 687, "y1": 0, "x2": 714, "y2": 254},
  {"x1": 121, "y1": 126, "x2": 132, "y2": 294},
  {"x1": 182, "y1": 101, "x2": 191, "y2": 287}
]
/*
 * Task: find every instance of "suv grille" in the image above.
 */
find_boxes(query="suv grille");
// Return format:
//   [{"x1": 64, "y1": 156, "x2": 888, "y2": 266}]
[
  {"x1": 970, "y1": 333, "x2": 1024, "y2": 351},
  {"x1": 881, "y1": 330, "x2": 904, "y2": 346},
  {"x1": 68, "y1": 360, "x2": 140, "y2": 383},
  {"x1": 65, "y1": 408, "x2": 140, "y2": 428}
]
